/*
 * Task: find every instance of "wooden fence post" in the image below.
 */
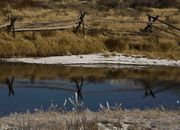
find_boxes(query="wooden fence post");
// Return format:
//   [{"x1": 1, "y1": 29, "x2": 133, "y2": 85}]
[
  {"x1": 73, "y1": 11, "x2": 86, "y2": 37},
  {"x1": 143, "y1": 14, "x2": 159, "y2": 33},
  {"x1": 6, "y1": 16, "x2": 17, "y2": 37},
  {"x1": 148, "y1": 14, "x2": 180, "y2": 32},
  {"x1": 32, "y1": 32, "x2": 36, "y2": 40}
]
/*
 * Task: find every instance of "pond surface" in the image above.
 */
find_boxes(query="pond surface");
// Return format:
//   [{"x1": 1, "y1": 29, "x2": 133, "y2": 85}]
[{"x1": 0, "y1": 63, "x2": 179, "y2": 115}]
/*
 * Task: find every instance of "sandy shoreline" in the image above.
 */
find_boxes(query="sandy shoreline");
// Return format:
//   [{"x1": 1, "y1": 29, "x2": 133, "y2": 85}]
[
  {"x1": 1, "y1": 54, "x2": 180, "y2": 130},
  {"x1": 2, "y1": 53, "x2": 180, "y2": 67}
]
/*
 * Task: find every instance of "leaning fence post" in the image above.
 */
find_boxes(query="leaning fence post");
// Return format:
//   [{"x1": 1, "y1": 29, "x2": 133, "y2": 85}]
[
  {"x1": 143, "y1": 14, "x2": 159, "y2": 33},
  {"x1": 32, "y1": 32, "x2": 36, "y2": 40},
  {"x1": 12, "y1": 18, "x2": 16, "y2": 37},
  {"x1": 82, "y1": 14, "x2": 85, "y2": 37},
  {"x1": 6, "y1": 15, "x2": 17, "y2": 37},
  {"x1": 73, "y1": 11, "x2": 86, "y2": 37}
]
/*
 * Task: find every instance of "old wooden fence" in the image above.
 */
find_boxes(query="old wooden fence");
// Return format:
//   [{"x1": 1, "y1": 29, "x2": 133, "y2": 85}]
[{"x1": 0, "y1": 12, "x2": 180, "y2": 39}]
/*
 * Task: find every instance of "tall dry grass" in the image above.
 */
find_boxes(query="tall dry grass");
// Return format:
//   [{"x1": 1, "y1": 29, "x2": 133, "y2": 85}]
[
  {"x1": 0, "y1": 31, "x2": 106, "y2": 57},
  {"x1": 0, "y1": 109, "x2": 179, "y2": 130},
  {"x1": 0, "y1": 0, "x2": 179, "y2": 59}
]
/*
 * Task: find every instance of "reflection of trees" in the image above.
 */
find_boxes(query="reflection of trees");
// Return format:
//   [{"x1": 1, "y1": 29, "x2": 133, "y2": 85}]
[{"x1": 5, "y1": 77, "x2": 15, "y2": 96}]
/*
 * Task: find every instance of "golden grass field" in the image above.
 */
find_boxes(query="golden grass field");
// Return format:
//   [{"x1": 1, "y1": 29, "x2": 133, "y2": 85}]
[{"x1": 0, "y1": 0, "x2": 180, "y2": 59}]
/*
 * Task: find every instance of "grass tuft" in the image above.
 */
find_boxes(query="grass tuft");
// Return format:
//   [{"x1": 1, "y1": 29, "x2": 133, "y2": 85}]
[{"x1": 104, "y1": 36, "x2": 128, "y2": 52}]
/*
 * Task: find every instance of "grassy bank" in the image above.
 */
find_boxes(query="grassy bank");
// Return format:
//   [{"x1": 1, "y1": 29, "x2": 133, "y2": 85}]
[
  {"x1": 0, "y1": 109, "x2": 179, "y2": 130},
  {"x1": 0, "y1": 0, "x2": 180, "y2": 59},
  {"x1": 0, "y1": 31, "x2": 106, "y2": 57}
]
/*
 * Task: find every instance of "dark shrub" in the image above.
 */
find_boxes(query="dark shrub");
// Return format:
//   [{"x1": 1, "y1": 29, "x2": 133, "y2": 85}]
[
  {"x1": 125, "y1": 0, "x2": 179, "y2": 8},
  {"x1": 1, "y1": 0, "x2": 43, "y2": 9},
  {"x1": 97, "y1": 0, "x2": 120, "y2": 8},
  {"x1": 104, "y1": 37, "x2": 128, "y2": 52}
]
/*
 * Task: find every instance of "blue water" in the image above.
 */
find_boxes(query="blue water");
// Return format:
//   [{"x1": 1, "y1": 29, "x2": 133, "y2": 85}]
[
  {"x1": 0, "y1": 64, "x2": 179, "y2": 115},
  {"x1": 0, "y1": 79, "x2": 179, "y2": 116}
]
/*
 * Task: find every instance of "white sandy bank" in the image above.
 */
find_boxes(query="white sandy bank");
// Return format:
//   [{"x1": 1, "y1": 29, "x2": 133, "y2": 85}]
[{"x1": 3, "y1": 54, "x2": 180, "y2": 67}]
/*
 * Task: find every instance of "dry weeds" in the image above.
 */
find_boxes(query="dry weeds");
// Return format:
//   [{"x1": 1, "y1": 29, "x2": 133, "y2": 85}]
[
  {"x1": 0, "y1": 0, "x2": 179, "y2": 59},
  {"x1": 0, "y1": 109, "x2": 179, "y2": 130}
]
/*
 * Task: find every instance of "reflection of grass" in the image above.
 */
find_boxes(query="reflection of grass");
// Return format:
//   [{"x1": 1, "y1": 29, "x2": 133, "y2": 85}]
[{"x1": 0, "y1": 63, "x2": 179, "y2": 83}]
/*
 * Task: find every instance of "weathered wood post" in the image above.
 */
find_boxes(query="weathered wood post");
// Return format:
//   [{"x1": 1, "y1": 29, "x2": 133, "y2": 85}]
[
  {"x1": 82, "y1": 13, "x2": 85, "y2": 37},
  {"x1": 32, "y1": 32, "x2": 36, "y2": 40},
  {"x1": 73, "y1": 11, "x2": 86, "y2": 37},
  {"x1": 143, "y1": 14, "x2": 159, "y2": 33},
  {"x1": 6, "y1": 15, "x2": 17, "y2": 37},
  {"x1": 149, "y1": 14, "x2": 180, "y2": 32}
]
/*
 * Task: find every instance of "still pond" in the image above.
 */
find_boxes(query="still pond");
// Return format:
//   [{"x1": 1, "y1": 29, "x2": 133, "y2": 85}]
[{"x1": 0, "y1": 63, "x2": 179, "y2": 115}]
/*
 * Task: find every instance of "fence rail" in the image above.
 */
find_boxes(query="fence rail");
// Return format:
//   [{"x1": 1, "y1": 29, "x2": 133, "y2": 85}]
[
  {"x1": 0, "y1": 13, "x2": 179, "y2": 39},
  {"x1": 14, "y1": 26, "x2": 73, "y2": 32}
]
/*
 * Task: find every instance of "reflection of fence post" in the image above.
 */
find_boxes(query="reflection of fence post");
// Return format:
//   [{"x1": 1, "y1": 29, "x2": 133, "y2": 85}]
[
  {"x1": 6, "y1": 15, "x2": 17, "y2": 37},
  {"x1": 5, "y1": 77, "x2": 15, "y2": 96},
  {"x1": 143, "y1": 14, "x2": 159, "y2": 33},
  {"x1": 73, "y1": 11, "x2": 86, "y2": 37}
]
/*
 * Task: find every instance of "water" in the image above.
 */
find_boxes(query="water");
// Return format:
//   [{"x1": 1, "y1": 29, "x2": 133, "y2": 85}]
[{"x1": 0, "y1": 63, "x2": 179, "y2": 115}]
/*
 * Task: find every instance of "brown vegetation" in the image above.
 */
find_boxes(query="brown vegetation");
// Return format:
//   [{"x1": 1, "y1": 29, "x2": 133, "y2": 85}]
[
  {"x1": 0, "y1": 0, "x2": 179, "y2": 59},
  {"x1": 0, "y1": 32, "x2": 105, "y2": 57},
  {"x1": 125, "y1": 0, "x2": 180, "y2": 8},
  {"x1": 0, "y1": 109, "x2": 179, "y2": 130}
]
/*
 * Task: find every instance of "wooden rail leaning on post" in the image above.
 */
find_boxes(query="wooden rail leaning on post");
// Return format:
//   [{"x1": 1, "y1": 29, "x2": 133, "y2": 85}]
[
  {"x1": 73, "y1": 11, "x2": 86, "y2": 37},
  {"x1": 147, "y1": 14, "x2": 180, "y2": 32},
  {"x1": 143, "y1": 14, "x2": 159, "y2": 33},
  {"x1": 6, "y1": 16, "x2": 17, "y2": 37}
]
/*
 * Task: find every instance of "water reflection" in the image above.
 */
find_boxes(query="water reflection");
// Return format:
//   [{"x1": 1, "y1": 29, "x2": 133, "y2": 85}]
[
  {"x1": 5, "y1": 77, "x2": 15, "y2": 97},
  {"x1": 0, "y1": 63, "x2": 179, "y2": 114},
  {"x1": 2, "y1": 75, "x2": 179, "y2": 102},
  {"x1": 142, "y1": 80, "x2": 156, "y2": 98},
  {"x1": 135, "y1": 79, "x2": 180, "y2": 99},
  {"x1": 71, "y1": 76, "x2": 85, "y2": 104}
]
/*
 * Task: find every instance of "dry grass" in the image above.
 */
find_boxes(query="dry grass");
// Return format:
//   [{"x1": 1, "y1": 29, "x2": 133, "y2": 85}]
[
  {"x1": 0, "y1": 31, "x2": 105, "y2": 57},
  {"x1": 0, "y1": 109, "x2": 179, "y2": 130},
  {"x1": 0, "y1": 0, "x2": 179, "y2": 59}
]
